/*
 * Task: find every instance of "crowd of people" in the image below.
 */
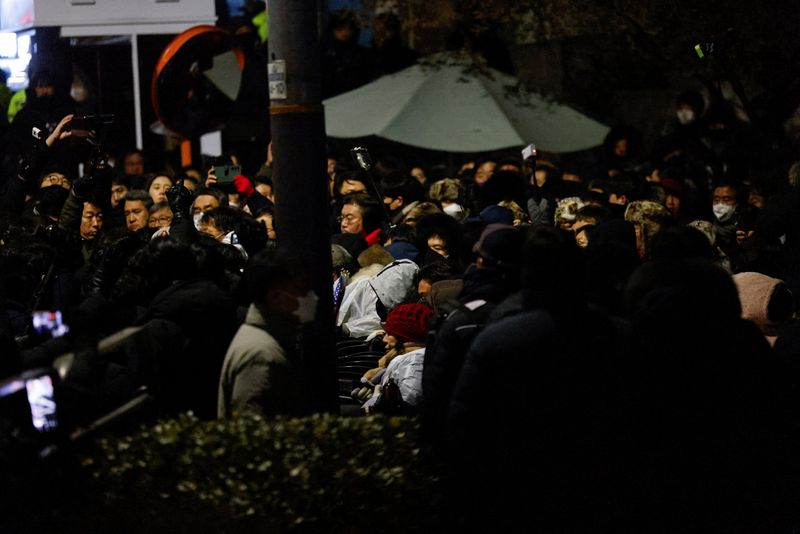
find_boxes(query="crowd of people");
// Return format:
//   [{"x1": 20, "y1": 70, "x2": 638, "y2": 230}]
[{"x1": 2, "y1": 33, "x2": 800, "y2": 527}]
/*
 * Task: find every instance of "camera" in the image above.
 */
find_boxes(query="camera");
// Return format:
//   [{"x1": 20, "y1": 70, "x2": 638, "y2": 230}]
[
  {"x1": 350, "y1": 147, "x2": 373, "y2": 171},
  {"x1": 64, "y1": 115, "x2": 114, "y2": 148},
  {"x1": 64, "y1": 114, "x2": 114, "y2": 134},
  {"x1": 522, "y1": 144, "x2": 538, "y2": 163}
]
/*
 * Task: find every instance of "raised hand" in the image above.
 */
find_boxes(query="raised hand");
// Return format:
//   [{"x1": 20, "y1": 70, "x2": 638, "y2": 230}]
[
  {"x1": 46, "y1": 114, "x2": 75, "y2": 147},
  {"x1": 166, "y1": 177, "x2": 195, "y2": 220},
  {"x1": 233, "y1": 175, "x2": 255, "y2": 198}
]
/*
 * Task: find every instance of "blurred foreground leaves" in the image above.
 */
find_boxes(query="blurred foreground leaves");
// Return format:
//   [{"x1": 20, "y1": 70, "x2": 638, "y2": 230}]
[{"x1": 32, "y1": 414, "x2": 442, "y2": 533}]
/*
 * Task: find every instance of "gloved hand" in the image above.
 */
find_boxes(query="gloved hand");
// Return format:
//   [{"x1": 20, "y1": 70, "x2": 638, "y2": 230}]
[
  {"x1": 166, "y1": 177, "x2": 195, "y2": 221},
  {"x1": 233, "y1": 175, "x2": 255, "y2": 198}
]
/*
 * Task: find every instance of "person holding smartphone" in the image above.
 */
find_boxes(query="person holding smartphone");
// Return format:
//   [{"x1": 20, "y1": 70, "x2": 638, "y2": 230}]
[{"x1": 711, "y1": 182, "x2": 760, "y2": 272}]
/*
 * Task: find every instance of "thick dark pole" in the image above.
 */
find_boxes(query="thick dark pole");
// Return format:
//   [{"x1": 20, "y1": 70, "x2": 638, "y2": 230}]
[{"x1": 268, "y1": 1, "x2": 337, "y2": 413}]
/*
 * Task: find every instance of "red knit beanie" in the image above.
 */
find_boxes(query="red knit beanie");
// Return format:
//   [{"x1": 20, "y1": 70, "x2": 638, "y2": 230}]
[{"x1": 383, "y1": 303, "x2": 434, "y2": 343}]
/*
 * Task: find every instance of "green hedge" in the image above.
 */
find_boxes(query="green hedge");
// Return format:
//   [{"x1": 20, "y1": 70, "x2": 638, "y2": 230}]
[{"x1": 76, "y1": 413, "x2": 442, "y2": 533}]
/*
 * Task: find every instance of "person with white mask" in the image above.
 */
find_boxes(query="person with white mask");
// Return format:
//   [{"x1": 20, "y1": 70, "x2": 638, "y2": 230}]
[
  {"x1": 218, "y1": 248, "x2": 316, "y2": 418},
  {"x1": 429, "y1": 178, "x2": 467, "y2": 222},
  {"x1": 674, "y1": 90, "x2": 704, "y2": 128},
  {"x1": 712, "y1": 184, "x2": 739, "y2": 225},
  {"x1": 711, "y1": 182, "x2": 758, "y2": 272},
  {"x1": 190, "y1": 188, "x2": 226, "y2": 229},
  {"x1": 653, "y1": 90, "x2": 707, "y2": 164}
]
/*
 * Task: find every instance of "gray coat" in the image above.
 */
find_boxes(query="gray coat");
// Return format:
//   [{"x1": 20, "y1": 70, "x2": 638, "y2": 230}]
[{"x1": 217, "y1": 304, "x2": 307, "y2": 418}]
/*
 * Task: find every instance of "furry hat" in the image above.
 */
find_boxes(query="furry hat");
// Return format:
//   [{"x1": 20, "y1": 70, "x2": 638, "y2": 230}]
[
  {"x1": 428, "y1": 178, "x2": 461, "y2": 202},
  {"x1": 554, "y1": 197, "x2": 585, "y2": 228},
  {"x1": 625, "y1": 200, "x2": 673, "y2": 255},
  {"x1": 357, "y1": 244, "x2": 394, "y2": 268}
]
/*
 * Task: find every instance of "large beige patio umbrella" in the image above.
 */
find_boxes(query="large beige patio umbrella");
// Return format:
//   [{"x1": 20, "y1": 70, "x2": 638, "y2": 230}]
[{"x1": 323, "y1": 56, "x2": 610, "y2": 153}]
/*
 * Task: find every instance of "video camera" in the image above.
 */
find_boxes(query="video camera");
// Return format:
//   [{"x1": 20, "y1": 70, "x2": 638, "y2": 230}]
[{"x1": 64, "y1": 114, "x2": 114, "y2": 139}]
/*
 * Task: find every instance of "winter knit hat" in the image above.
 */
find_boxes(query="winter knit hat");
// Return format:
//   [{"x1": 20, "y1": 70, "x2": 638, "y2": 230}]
[
  {"x1": 661, "y1": 177, "x2": 685, "y2": 199},
  {"x1": 383, "y1": 303, "x2": 433, "y2": 343},
  {"x1": 474, "y1": 204, "x2": 514, "y2": 225},
  {"x1": 472, "y1": 223, "x2": 524, "y2": 267}
]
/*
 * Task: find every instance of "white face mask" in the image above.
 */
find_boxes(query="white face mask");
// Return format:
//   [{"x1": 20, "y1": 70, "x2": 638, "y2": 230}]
[
  {"x1": 293, "y1": 291, "x2": 319, "y2": 324},
  {"x1": 193, "y1": 213, "x2": 203, "y2": 230},
  {"x1": 712, "y1": 203, "x2": 736, "y2": 223},
  {"x1": 676, "y1": 109, "x2": 695, "y2": 125},
  {"x1": 442, "y1": 202, "x2": 465, "y2": 219},
  {"x1": 70, "y1": 85, "x2": 88, "y2": 103}
]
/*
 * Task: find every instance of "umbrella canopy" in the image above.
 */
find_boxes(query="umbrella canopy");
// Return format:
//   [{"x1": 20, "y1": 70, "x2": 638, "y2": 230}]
[{"x1": 323, "y1": 56, "x2": 610, "y2": 153}]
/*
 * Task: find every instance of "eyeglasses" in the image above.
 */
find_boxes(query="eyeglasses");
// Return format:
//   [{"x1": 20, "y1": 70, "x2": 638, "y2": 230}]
[
  {"x1": 42, "y1": 174, "x2": 69, "y2": 186},
  {"x1": 337, "y1": 214, "x2": 361, "y2": 223},
  {"x1": 149, "y1": 217, "x2": 173, "y2": 226}
]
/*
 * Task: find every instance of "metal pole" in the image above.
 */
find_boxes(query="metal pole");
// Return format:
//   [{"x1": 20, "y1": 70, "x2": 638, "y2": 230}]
[
  {"x1": 130, "y1": 33, "x2": 143, "y2": 149},
  {"x1": 269, "y1": 0, "x2": 337, "y2": 413}
]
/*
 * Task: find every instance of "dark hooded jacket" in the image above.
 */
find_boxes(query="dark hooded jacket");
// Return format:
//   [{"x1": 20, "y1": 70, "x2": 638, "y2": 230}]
[
  {"x1": 133, "y1": 278, "x2": 239, "y2": 419},
  {"x1": 421, "y1": 264, "x2": 520, "y2": 446}
]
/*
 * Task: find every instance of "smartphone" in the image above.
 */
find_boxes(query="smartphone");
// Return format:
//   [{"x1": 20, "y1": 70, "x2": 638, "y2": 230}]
[
  {"x1": 26, "y1": 373, "x2": 58, "y2": 432},
  {"x1": 0, "y1": 368, "x2": 59, "y2": 434},
  {"x1": 65, "y1": 114, "x2": 114, "y2": 132},
  {"x1": 213, "y1": 164, "x2": 241, "y2": 184},
  {"x1": 32, "y1": 311, "x2": 69, "y2": 338}
]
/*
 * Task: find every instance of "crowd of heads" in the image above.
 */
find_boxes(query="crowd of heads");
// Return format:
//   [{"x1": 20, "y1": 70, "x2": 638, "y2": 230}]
[
  {"x1": 2, "y1": 33, "x2": 800, "y2": 528},
  {"x1": 323, "y1": 89, "x2": 800, "y2": 529}
]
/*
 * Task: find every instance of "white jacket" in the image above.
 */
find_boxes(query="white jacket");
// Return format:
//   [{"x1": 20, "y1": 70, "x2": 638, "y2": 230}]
[{"x1": 336, "y1": 259, "x2": 419, "y2": 338}]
